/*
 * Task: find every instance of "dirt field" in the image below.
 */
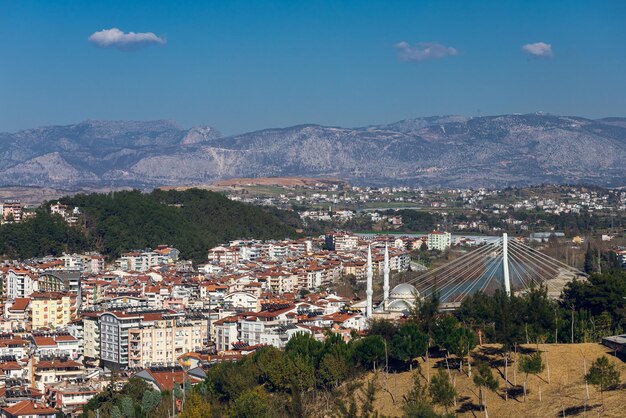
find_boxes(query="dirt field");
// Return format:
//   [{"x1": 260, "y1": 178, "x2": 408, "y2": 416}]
[
  {"x1": 370, "y1": 343, "x2": 625, "y2": 417},
  {"x1": 211, "y1": 176, "x2": 345, "y2": 187}
]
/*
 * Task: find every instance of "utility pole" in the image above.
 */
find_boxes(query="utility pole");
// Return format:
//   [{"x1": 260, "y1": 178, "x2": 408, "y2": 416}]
[
  {"x1": 570, "y1": 304, "x2": 575, "y2": 344},
  {"x1": 172, "y1": 387, "x2": 175, "y2": 418}
]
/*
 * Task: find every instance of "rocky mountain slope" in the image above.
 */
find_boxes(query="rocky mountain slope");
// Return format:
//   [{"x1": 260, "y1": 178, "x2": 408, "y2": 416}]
[{"x1": 1, "y1": 114, "x2": 625, "y2": 188}]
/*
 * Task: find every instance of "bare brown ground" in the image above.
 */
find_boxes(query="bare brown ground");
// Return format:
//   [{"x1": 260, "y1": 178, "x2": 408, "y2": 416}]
[{"x1": 370, "y1": 343, "x2": 626, "y2": 417}]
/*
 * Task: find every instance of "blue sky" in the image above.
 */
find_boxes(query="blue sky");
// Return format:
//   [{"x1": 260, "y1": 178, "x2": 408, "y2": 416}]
[{"x1": 1, "y1": 1, "x2": 625, "y2": 134}]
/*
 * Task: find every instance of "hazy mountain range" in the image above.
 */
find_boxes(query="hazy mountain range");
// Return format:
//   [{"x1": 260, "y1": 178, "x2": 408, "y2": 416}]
[{"x1": 1, "y1": 114, "x2": 625, "y2": 189}]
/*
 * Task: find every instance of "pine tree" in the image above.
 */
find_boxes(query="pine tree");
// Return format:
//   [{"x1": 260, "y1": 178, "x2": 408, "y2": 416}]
[
  {"x1": 584, "y1": 247, "x2": 595, "y2": 274},
  {"x1": 473, "y1": 362, "x2": 498, "y2": 417},
  {"x1": 429, "y1": 369, "x2": 457, "y2": 415},
  {"x1": 586, "y1": 355, "x2": 621, "y2": 411},
  {"x1": 518, "y1": 352, "x2": 544, "y2": 401},
  {"x1": 180, "y1": 391, "x2": 212, "y2": 418}
]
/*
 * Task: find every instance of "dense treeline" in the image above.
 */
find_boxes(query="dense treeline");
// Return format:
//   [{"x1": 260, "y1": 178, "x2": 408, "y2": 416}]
[
  {"x1": 459, "y1": 271, "x2": 626, "y2": 345},
  {"x1": 82, "y1": 377, "x2": 173, "y2": 417},
  {"x1": 0, "y1": 209, "x2": 90, "y2": 259},
  {"x1": 0, "y1": 189, "x2": 301, "y2": 263}
]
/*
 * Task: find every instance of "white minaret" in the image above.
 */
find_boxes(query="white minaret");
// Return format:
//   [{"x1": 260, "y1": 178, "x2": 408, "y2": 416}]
[
  {"x1": 383, "y1": 243, "x2": 390, "y2": 307},
  {"x1": 366, "y1": 244, "x2": 373, "y2": 317}
]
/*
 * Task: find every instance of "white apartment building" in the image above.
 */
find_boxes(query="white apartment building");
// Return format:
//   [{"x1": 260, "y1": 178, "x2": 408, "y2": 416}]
[
  {"x1": 116, "y1": 250, "x2": 175, "y2": 272},
  {"x1": 213, "y1": 315, "x2": 240, "y2": 352},
  {"x1": 334, "y1": 234, "x2": 359, "y2": 251},
  {"x1": 427, "y1": 231, "x2": 452, "y2": 251},
  {"x1": 6, "y1": 269, "x2": 34, "y2": 299},
  {"x1": 99, "y1": 311, "x2": 144, "y2": 369},
  {"x1": 239, "y1": 305, "x2": 297, "y2": 347}
]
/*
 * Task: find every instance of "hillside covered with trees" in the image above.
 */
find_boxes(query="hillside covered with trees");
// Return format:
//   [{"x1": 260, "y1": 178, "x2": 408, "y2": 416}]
[{"x1": 0, "y1": 189, "x2": 302, "y2": 263}]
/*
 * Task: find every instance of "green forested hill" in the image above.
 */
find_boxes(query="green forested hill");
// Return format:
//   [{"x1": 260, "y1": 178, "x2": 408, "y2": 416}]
[{"x1": 0, "y1": 189, "x2": 301, "y2": 263}]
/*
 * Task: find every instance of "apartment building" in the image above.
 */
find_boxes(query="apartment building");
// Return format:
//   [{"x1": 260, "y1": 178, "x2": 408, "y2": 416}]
[
  {"x1": 0, "y1": 334, "x2": 30, "y2": 359},
  {"x1": 4, "y1": 299, "x2": 31, "y2": 323},
  {"x1": 239, "y1": 304, "x2": 297, "y2": 347},
  {"x1": 6, "y1": 270, "x2": 34, "y2": 300},
  {"x1": 99, "y1": 311, "x2": 144, "y2": 370},
  {"x1": 1, "y1": 200, "x2": 23, "y2": 223},
  {"x1": 32, "y1": 334, "x2": 81, "y2": 359},
  {"x1": 30, "y1": 292, "x2": 75, "y2": 330},
  {"x1": 213, "y1": 315, "x2": 240, "y2": 352},
  {"x1": 1, "y1": 400, "x2": 60, "y2": 418},
  {"x1": 127, "y1": 313, "x2": 208, "y2": 368},
  {"x1": 427, "y1": 231, "x2": 452, "y2": 251},
  {"x1": 33, "y1": 359, "x2": 84, "y2": 391},
  {"x1": 47, "y1": 384, "x2": 99, "y2": 415},
  {"x1": 207, "y1": 246, "x2": 240, "y2": 265},
  {"x1": 82, "y1": 314, "x2": 100, "y2": 363},
  {"x1": 116, "y1": 248, "x2": 178, "y2": 272}
]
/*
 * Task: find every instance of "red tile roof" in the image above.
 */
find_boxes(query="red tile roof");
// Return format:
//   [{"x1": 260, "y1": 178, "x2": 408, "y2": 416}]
[
  {"x1": 2, "y1": 400, "x2": 59, "y2": 416},
  {"x1": 9, "y1": 298, "x2": 30, "y2": 312},
  {"x1": 32, "y1": 336, "x2": 57, "y2": 347},
  {"x1": 146, "y1": 369, "x2": 188, "y2": 391}
]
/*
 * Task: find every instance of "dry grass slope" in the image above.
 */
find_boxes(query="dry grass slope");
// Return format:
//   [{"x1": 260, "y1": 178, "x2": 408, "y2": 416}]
[{"x1": 372, "y1": 343, "x2": 625, "y2": 417}]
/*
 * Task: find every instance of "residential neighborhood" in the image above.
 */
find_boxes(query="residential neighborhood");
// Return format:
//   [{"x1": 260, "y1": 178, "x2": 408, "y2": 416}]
[{"x1": 0, "y1": 234, "x2": 416, "y2": 416}]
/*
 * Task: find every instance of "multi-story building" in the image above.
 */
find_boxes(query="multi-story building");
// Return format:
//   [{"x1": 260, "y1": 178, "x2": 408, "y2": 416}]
[
  {"x1": 36, "y1": 271, "x2": 81, "y2": 298},
  {"x1": 0, "y1": 334, "x2": 30, "y2": 359},
  {"x1": 99, "y1": 311, "x2": 144, "y2": 369},
  {"x1": 213, "y1": 315, "x2": 240, "y2": 352},
  {"x1": 116, "y1": 249, "x2": 177, "y2": 272},
  {"x1": 4, "y1": 299, "x2": 31, "y2": 323},
  {"x1": 1, "y1": 200, "x2": 23, "y2": 223},
  {"x1": 6, "y1": 270, "x2": 34, "y2": 300},
  {"x1": 81, "y1": 254, "x2": 105, "y2": 274},
  {"x1": 239, "y1": 304, "x2": 297, "y2": 347},
  {"x1": 58, "y1": 254, "x2": 83, "y2": 271},
  {"x1": 99, "y1": 310, "x2": 207, "y2": 369},
  {"x1": 32, "y1": 334, "x2": 81, "y2": 359},
  {"x1": 261, "y1": 270, "x2": 298, "y2": 293},
  {"x1": 207, "y1": 246, "x2": 240, "y2": 265},
  {"x1": 82, "y1": 314, "x2": 100, "y2": 363},
  {"x1": 334, "y1": 234, "x2": 359, "y2": 251},
  {"x1": 47, "y1": 384, "x2": 99, "y2": 415},
  {"x1": 30, "y1": 292, "x2": 75, "y2": 330},
  {"x1": 33, "y1": 359, "x2": 85, "y2": 391},
  {"x1": 427, "y1": 231, "x2": 452, "y2": 251},
  {"x1": 127, "y1": 314, "x2": 208, "y2": 368}
]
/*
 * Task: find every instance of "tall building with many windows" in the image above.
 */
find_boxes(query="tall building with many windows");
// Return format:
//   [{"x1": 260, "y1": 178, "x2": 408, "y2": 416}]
[{"x1": 427, "y1": 231, "x2": 452, "y2": 251}]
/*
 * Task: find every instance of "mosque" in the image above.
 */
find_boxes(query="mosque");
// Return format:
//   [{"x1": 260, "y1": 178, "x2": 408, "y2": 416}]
[{"x1": 354, "y1": 244, "x2": 420, "y2": 320}]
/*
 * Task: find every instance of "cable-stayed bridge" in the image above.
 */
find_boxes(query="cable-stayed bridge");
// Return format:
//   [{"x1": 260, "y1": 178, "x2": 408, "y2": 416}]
[{"x1": 389, "y1": 234, "x2": 586, "y2": 308}]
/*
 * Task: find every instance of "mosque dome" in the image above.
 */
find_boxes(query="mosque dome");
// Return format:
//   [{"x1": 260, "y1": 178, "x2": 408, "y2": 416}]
[
  {"x1": 386, "y1": 299, "x2": 414, "y2": 313},
  {"x1": 389, "y1": 283, "x2": 419, "y2": 300}
]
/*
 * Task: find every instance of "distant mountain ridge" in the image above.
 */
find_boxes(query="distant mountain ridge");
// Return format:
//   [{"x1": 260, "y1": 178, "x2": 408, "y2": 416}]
[{"x1": 1, "y1": 114, "x2": 625, "y2": 188}]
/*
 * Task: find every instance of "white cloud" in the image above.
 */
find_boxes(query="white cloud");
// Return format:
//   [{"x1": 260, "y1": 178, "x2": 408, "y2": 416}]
[
  {"x1": 88, "y1": 28, "x2": 166, "y2": 50},
  {"x1": 522, "y1": 42, "x2": 553, "y2": 58},
  {"x1": 394, "y1": 41, "x2": 458, "y2": 62}
]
